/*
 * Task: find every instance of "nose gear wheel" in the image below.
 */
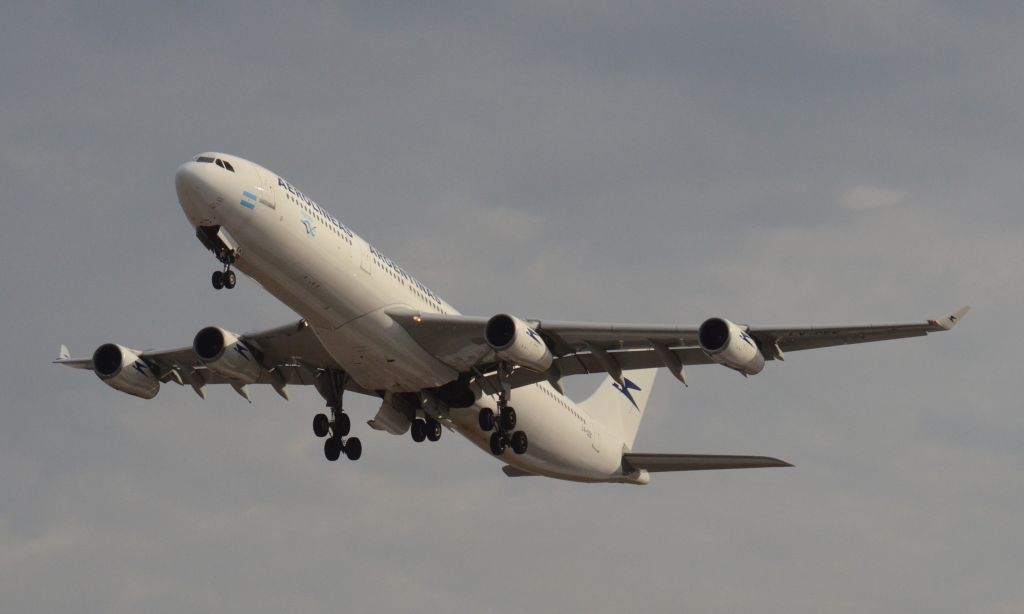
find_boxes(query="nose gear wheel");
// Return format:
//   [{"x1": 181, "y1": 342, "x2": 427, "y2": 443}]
[{"x1": 211, "y1": 247, "x2": 237, "y2": 290}]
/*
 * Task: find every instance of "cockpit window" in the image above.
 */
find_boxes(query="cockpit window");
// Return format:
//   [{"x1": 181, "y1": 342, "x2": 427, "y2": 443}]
[
  {"x1": 196, "y1": 156, "x2": 215, "y2": 163},
  {"x1": 208, "y1": 158, "x2": 235, "y2": 172}
]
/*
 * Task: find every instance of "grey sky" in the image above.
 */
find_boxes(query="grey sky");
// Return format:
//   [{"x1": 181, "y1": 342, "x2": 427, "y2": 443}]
[{"x1": 2, "y1": 2, "x2": 1021, "y2": 612}]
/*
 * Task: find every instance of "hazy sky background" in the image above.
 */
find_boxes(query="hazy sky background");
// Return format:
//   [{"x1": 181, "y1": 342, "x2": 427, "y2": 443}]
[{"x1": 2, "y1": 2, "x2": 1021, "y2": 612}]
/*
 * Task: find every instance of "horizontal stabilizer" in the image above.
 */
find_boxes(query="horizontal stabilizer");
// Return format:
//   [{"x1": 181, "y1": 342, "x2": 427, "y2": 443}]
[
  {"x1": 502, "y1": 465, "x2": 538, "y2": 478},
  {"x1": 623, "y1": 453, "x2": 792, "y2": 472}
]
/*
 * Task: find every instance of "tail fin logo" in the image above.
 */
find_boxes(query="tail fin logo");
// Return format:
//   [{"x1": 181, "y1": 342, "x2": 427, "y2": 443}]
[{"x1": 612, "y1": 378, "x2": 642, "y2": 411}]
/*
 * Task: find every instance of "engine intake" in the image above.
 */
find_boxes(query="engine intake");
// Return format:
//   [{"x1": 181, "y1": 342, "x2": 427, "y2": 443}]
[
  {"x1": 91, "y1": 343, "x2": 160, "y2": 399},
  {"x1": 698, "y1": 317, "x2": 765, "y2": 375},
  {"x1": 485, "y1": 314, "x2": 553, "y2": 372},
  {"x1": 193, "y1": 326, "x2": 262, "y2": 383}
]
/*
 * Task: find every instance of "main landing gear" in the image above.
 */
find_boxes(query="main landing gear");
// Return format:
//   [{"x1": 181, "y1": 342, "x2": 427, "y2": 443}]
[
  {"x1": 313, "y1": 370, "x2": 361, "y2": 462},
  {"x1": 410, "y1": 416, "x2": 443, "y2": 443},
  {"x1": 478, "y1": 363, "x2": 528, "y2": 456}
]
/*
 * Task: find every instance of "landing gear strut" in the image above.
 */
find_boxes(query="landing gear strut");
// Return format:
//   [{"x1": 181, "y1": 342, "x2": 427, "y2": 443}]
[
  {"x1": 479, "y1": 363, "x2": 528, "y2": 456},
  {"x1": 314, "y1": 370, "x2": 361, "y2": 461}
]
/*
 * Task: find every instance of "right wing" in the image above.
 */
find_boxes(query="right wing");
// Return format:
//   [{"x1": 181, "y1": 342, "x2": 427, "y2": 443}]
[{"x1": 388, "y1": 305, "x2": 971, "y2": 391}]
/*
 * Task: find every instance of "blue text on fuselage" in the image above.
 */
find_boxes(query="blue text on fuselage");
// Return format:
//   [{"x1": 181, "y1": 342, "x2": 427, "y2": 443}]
[
  {"x1": 277, "y1": 177, "x2": 354, "y2": 239},
  {"x1": 367, "y1": 244, "x2": 443, "y2": 304}
]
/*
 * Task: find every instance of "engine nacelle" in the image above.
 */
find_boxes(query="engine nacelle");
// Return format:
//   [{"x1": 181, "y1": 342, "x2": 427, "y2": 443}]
[
  {"x1": 92, "y1": 343, "x2": 160, "y2": 399},
  {"x1": 485, "y1": 314, "x2": 553, "y2": 372},
  {"x1": 192, "y1": 326, "x2": 262, "y2": 383},
  {"x1": 698, "y1": 317, "x2": 766, "y2": 375}
]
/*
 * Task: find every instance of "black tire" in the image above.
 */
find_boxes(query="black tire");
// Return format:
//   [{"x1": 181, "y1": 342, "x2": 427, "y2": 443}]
[
  {"x1": 426, "y1": 419, "x2": 442, "y2": 442},
  {"x1": 510, "y1": 430, "x2": 528, "y2": 454},
  {"x1": 411, "y1": 418, "x2": 426, "y2": 442},
  {"x1": 324, "y1": 437, "x2": 342, "y2": 461},
  {"x1": 212, "y1": 270, "x2": 224, "y2": 289},
  {"x1": 478, "y1": 408, "x2": 495, "y2": 432},
  {"x1": 500, "y1": 406, "x2": 517, "y2": 432},
  {"x1": 313, "y1": 413, "x2": 330, "y2": 438},
  {"x1": 489, "y1": 432, "x2": 507, "y2": 456},
  {"x1": 224, "y1": 270, "x2": 237, "y2": 289},
  {"x1": 344, "y1": 437, "x2": 362, "y2": 461},
  {"x1": 334, "y1": 412, "x2": 351, "y2": 437}
]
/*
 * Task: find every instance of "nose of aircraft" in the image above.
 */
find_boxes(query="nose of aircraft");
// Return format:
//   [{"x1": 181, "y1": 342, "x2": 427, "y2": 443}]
[{"x1": 175, "y1": 157, "x2": 223, "y2": 226}]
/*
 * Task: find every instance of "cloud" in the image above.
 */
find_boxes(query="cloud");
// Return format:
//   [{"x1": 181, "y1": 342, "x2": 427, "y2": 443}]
[{"x1": 840, "y1": 186, "x2": 907, "y2": 211}]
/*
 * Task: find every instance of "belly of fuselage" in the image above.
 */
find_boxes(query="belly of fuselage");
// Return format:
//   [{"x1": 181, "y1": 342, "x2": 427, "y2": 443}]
[{"x1": 225, "y1": 201, "x2": 459, "y2": 392}]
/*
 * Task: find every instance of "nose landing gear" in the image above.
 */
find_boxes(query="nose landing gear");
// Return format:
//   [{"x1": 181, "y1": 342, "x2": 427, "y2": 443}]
[
  {"x1": 195, "y1": 227, "x2": 240, "y2": 291},
  {"x1": 211, "y1": 248, "x2": 237, "y2": 290},
  {"x1": 211, "y1": 268, "x2": 236, "y2": 290}
]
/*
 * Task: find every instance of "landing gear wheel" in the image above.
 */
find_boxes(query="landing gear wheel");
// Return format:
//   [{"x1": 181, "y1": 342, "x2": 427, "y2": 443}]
[
  {"x1": 324, "y1": 437, "x2": 342, "y2": 461},
  {"x1": 223, "y1": 269, "x2": 236, "y2": 289},
  {"x1": 478, "y1": 408, "x2": 495, "y2": 432},
  {"x1": 333, "y1": 412, "x2": 351, "y2": 437},
  {"x1": 489, "y1": 432, "x2": 507, "y2": 456},
  {"x1": 500, "y1": 406, "x2": 517, "y2": 432},
  {"x1": 313, "y1": 413, "x2": 330, "y2": 438},
  {"x1": 426, "y1": 419, "x2": 442, "y2": 442},
  {"x1": 411, "y1": 419, "x2": 426, "y2": 442},
  {"x1": 344, "y1": 437, "x2": 362, "y2": 460},
  {"x1": 510, "y1": 430, "x2": 528, "y2": 454},
  {"x1": 212, "y1": 270, "x2": 224, "y2": 289}
]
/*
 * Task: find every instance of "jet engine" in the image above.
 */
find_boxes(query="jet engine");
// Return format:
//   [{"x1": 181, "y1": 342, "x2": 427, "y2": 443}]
[
  {"x1": 192, "y1": 326, "x2": 262, "y2": 383},
  {"x1": 697, "y1": 317, "x2": 766, "y2": 375},
  {"x1": 92, "y1": 343, "x2": 160, "y2": 399},
  {"x1": 485, "y1": 314, "x2": 553, "y2": 372}
]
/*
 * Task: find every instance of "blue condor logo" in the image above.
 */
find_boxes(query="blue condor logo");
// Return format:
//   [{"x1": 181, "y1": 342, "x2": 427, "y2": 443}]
[
  {"x1": 525, "y1": 327, "x2": 542, "y2": 344},
  {"x1": 301, "y1": 217, "x2": 316, "y2": 236},
  {"x1": 233, "y1": 343, "x2": 251, "y2": 361},
  {"x1": 612, "y1": 378, "x2": 642, "y2": 411},
  {"x1": 277, "y1": 177, "x2": 354, "y2": 239},
  {"x1": 739, "y1": 330, "x2": 755, "y2": 348}
]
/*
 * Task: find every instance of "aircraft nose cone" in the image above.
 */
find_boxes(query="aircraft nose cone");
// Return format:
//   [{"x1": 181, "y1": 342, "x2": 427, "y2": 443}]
[
  {"x1": 175, "y1": 161, "x2": 208, "y2": 198},
  {"x1": 175, "y1": 159, "x2": 220, "y2": 225}
]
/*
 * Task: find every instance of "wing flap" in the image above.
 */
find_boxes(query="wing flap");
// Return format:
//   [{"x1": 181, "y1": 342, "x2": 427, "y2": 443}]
[{"x1": 623, "y1": 453, "x2": 792, "y2": 472}]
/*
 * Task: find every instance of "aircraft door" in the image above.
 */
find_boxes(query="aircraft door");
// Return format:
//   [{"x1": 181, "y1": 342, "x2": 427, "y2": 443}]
[{"x1": 252, "y1": 167, "x2": 276, "y2": 210}]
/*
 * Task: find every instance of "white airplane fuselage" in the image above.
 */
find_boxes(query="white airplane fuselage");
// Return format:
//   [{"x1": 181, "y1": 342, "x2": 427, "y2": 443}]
[{"x1": 175, "y1": 153, "x2": 633, "y2": 483}]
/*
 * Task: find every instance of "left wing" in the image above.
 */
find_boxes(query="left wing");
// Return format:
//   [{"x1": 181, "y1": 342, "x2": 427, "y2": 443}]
[
  {"x1": 55, "y1": 319, "x2": 373, "y2": 399},
  {"x1": 388, "y1": 305, "x2": 970, "y2": 390}
]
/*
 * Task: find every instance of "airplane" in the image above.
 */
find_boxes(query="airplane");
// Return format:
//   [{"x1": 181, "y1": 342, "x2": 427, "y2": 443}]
[{"x1": 55, "y1": 152, "x2": 970, "y2": 484}]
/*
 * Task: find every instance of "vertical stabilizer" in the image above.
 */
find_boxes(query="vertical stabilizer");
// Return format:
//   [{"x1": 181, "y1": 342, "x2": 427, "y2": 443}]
[{"x1": 578, "y1": 368, "x2": 657, "y2": 449}]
